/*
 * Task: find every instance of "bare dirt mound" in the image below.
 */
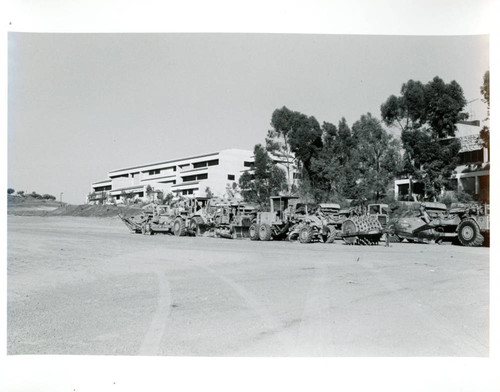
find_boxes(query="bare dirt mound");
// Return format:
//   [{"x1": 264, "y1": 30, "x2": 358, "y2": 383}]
[
  {"x1": 8, "y1": 195, "x2": 60, "y2": 216},
  {"x1": 47, "y1": 204, "x2": 143, "y2": 217},
  {"x1": 8, "y1": 196, "x2": 143, "y2": 217}
]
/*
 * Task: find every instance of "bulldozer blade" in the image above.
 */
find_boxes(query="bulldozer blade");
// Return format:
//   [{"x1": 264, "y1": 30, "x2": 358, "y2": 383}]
[{"x1": 233, "y1": 226, "x2": 250, "y2": 239}]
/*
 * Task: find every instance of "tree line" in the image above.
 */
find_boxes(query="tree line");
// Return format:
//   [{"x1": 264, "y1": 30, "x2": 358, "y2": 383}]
[
  {"x1": 8, "y1": 189, "x2": 57, "y2": 200},
  {"x1": 239, "y1": 73, "x2": 489, "y2": 206}
]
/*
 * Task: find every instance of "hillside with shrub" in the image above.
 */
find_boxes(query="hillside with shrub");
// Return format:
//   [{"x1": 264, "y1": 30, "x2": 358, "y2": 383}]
[{"x1": 7, "y1": 191, "x2": 142, "y2": 217}]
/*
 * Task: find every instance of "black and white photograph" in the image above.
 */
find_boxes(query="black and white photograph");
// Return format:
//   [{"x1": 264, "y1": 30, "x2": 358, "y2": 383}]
[{"x1": 2, "y1": 1, "x2": 498, "y2": 391}]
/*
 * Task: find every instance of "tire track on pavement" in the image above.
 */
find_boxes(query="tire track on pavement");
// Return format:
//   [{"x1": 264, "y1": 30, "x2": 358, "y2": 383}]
[
  {"x1": 293, "y1": 262, "x2": 333, "y2": 355},
  {"x1": 199, "y1": 265, "x2": 295, "y2": 354},
  {"x1": 358, "y1": 260, "x2": 488, "y2": 356},
  {"x1": 137, "y1": 269, "x2": 172, "y2": 356}
]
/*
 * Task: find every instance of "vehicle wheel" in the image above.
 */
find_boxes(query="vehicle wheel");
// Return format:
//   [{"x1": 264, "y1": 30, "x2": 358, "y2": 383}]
[
  {"x1": 482, "y1": 232, "x2": 490, "y2": 247},
  {"x1": 388, "y1": 234, "x2": 402, "y2": 242},
  {"x1": 342, "y1": 219, "x2": 358, "y2": 245},
  {"x1": 259, "y1": 223, "x2": 272, "y2": 241},
  {"x1": 189, "y1": 218, "x2": 198, "y2": 236},
  {"x1": 286, "y1": 224, "x2": 300, "y2": 241},
  {"x1": 457, "y1": 218, "x2": 484, "y2": 247},
  {"x1": 189, "y1": 217, "x2": 204, "y2": 236},
  {"x1": 173, "y1": 217, "x2": 187, "y2": 236},
  {"x1": 249, "y1": 223, "x2": 259, "y2": 240},
  {"x1": 325, "y1": 227, "x2": 336, "y2": 243},
  {"x1": 299, "y1": 226, "x2": 314, "y2": 243},
  {"x1": 141, "y1": 223, "x2": 151, "y2": 235}
]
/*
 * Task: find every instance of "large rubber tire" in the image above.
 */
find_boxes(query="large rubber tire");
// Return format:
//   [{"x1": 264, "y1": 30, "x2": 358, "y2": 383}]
[
  {"x1": 342, "y1": 219, "x2": 358, "y2": 245},
  {"x1": 388, "y1": 234, "x2": 402, "y2": 243},
  {"x1": 457, "y1": 218, "x2": 484, "y2": 247},
  {"x1": 325, "y1": 227, "x2": 336, "y2": 243},
  {"x1": 299, "y1": 225, "x2": 314, "y2": 243},
  {"x1": 342, "y1": 219, "x2": 358, "y2": 236},
  {"x1": 173, "y1": 217, "x2": 187, "y2": 237},
  {"x1": 249, "y1": 223, "x2": 259, "y2": 240},
  {"x1": 482, "y1": 232, "x2": 490, "y2": 247},
  {"x1": 387, "y1": 225, "x2": 401, "y2": 242},
  {"x1": 189, "y1": 217, "x2": 204, "y2": 236},
  {"x1": 259, "y1": 223, "x2": 272, "y2": 241},
  {"x1": 141, "y1": 223, "x2": 151, "y2": 235}
]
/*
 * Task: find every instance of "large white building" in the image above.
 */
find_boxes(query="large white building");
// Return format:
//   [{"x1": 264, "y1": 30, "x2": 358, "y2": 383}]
[
  {"x1": 88, "y1": 149, "x2": 254, "y2": 204},
  {"x1": 394, "y1": 120, "x2": 490, "y2": 202}
]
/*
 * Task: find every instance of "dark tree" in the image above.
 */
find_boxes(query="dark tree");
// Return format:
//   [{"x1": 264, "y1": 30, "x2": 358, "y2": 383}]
[
  {"x1": 30, "y1": 191, "x2": 43, "y2": 199},
  {"x1": 480, "y1": 70, "x2": 490, "y2": 149},
  {"x1": 164, "y1": 192, "x2": 174, "y2": 204},
  {"x1": 7, "y1": 188, "x2": 15, "y2": 195},
  {"x1": 268, "y1": 106, "x2": 323, "y2": 200},
  {"x1": 120, "y1": 190, "x2": 130, "y2": 203},
  {"x1": 333, "y1": 118, "x2": 359, "y2": 199},
  {"x1": 239, "y1": 144, "x2": 287, "y2": 206},
  {"x1": 351, "y1": 113, "x2": 402, "y2": 201},
  {"x1": 155, "y1": 191, "x2": 164, "y2": 203},
  {"x1": 225, "y1": 182, "x2": 240, "y2": 199},
  {"x1": 205, "y1": 187, "x2": 214, "y2": 198},
  {"x1": 308, "y1": 121, "x2": 338, "y2": 201},
  {"x1": 42, "y1": 194, "x2": 56, "y2": 200},
  {"x1": 266, "y1": 107, "x2": 297, "y2": 193},
  {"x1": 381, "y1": 76, "x2": 467, "y2": 200},
  {"x1": 310, "y1": 117, "x2": 371, "y2": 202}
]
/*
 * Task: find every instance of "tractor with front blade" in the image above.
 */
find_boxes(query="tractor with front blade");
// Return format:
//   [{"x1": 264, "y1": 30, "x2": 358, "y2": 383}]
[{"x1": 210, "y1": 201, "x2": 259, "y2": 239}]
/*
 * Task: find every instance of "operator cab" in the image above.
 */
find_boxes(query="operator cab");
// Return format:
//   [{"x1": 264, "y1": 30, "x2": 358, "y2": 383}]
[
  {"x1": 269, "y1": 196, "x2": 299, "y2": 222},
  {"x1": 367, "y1": 203, "x2": 390, "y2": 227},
  {"x1": 368, "y1": 204, "x2": 389, "y2": 215}
]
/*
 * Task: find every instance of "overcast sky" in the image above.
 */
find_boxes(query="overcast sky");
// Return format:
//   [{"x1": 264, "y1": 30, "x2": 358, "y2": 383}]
[{"x1": 8, "y1": 33, "x2": 489, "y2": 204}]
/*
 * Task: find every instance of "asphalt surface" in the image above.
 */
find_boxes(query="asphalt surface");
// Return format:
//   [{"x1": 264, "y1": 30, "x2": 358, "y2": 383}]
[{"x1": 7, "y1": 216, "x2": 489, "y2": 357}]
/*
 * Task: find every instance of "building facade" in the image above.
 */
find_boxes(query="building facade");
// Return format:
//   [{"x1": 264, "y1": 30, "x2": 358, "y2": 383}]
[
  {"x1": 394, "y1": 121, "x2": 490, "y2": 203},
  {"x1": 87, "y1": 149, "x2": 254, "y2": 204}
]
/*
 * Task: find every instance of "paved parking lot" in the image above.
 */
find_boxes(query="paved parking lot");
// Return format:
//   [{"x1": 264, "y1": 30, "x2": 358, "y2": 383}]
[{"x1": 7, "y1": 216, "x2": 489, "y2": 356}]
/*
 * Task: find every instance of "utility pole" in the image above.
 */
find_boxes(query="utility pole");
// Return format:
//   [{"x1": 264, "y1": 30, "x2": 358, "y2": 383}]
[{"x1": 60, "y1": 192, "x2": 64, "y2": 207}]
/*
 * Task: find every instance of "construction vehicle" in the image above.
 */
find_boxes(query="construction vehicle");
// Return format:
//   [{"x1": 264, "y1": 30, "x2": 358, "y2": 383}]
[
  {"x1": 317, "y1": 203, "x2": 341, "y2": 217},
  {"x1": 320, "y1": 207, "x2": 351, "y2": 237},
  {"x1": 288, "y1": 203, "x2": 338, "y2": 243},
  {"x1": 249, "y1": 197, "x2": 340, "y2": 243},
  {"x1": 389, "y1": 202, "x2": 448, "y2": 243},
  {"x1": 119, "y1": 198, "x2": 191, "y2": 236},
  {"x1": 367, "y1": 203, "x2": 390, "y2": 228},
  {"x1": 452, "y1": 203, "x2": 490, "y2": 246},
  {"x1": 389, "y1": 202, "x2": 489, "y2": 246},
  {"x1": 250, "y1": 195, "x2": 300, "y2": 241},
  {"x1": 185, "y1": 196, "x2": 214, "y2": 236},
  {"x1": 210, "y1": 201, "x2": 259, "y2": 238},
  {"x1": 261, "y1": 199, "x2": 384, "y2": 245},
  {"x1": 119, "y1": 211, "x2": 150, "y2": 234},
  {"x1": 341, "y1": 213, "x2": 384, "y2": 245},
  {"x1": 309, "y1": 203, "x2": 384, "y2": 245}
]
